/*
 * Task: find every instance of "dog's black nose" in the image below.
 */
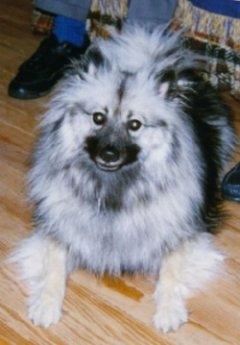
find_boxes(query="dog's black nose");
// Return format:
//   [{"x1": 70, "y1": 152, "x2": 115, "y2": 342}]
[{"x1": 99, "y1": 146, "x2": 120, "y2": 163}]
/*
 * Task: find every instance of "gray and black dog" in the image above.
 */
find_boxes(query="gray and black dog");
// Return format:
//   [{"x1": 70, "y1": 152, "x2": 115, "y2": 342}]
[{"x1": 11, "y1": 25, "x2": 235, "y2": 332}]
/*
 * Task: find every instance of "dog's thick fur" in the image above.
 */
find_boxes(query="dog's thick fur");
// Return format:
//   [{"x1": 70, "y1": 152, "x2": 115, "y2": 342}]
[{"x1": 10, "y1": 25, "x2": 235, "y2": 332}]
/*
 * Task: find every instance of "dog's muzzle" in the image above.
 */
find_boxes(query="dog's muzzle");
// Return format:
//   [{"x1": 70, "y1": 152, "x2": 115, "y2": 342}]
[{"x1": 85, "y1": 136, "x2": 140, "y2": 172}]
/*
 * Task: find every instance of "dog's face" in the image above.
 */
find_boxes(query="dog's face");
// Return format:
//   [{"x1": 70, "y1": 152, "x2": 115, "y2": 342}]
[
  {"x1": 46, "y1": 45, "x2": 204, "y2": 196},
  {"x1": 54, "y1": 52, "x2": 186, "y2": 178},
  {"x1": 84, "y1": 88, "x2": 174, "y2": 175}
]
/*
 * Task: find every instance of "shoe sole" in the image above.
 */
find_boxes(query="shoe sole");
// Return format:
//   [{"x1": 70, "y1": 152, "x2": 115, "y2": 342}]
[
  {"x1": 8, "y1": 87, "x2": 52, "y2": 100},
  {"x1": 221, "y1": 192, "x2": 240, "y2": 203},
  {"x1": 8, "y1": 71, "x2": 64, "y2": 100}
]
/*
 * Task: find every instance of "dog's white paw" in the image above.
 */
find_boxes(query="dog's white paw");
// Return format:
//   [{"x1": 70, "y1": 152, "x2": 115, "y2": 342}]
[
  {"x1": 28, "y1": 293, "x2": 62, "y2": 328},
  {"x1": 153, "y1": 300, "x2": 188, "y2": 333},
  {"x1": 9, "y1": 233, "x2": 67, "y2": 328}
]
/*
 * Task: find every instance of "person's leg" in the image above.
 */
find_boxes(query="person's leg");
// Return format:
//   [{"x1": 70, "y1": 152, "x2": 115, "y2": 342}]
[
  {"x1": 35, "y1": 0, "x2": 91, "y2": 22},
  {"x1": 8, "y1": 0, "x2": 91, "y2": 100},
  {"x1": 127, "y1": 0, "x2": 177, "y2": 25},
  {"x1": 53, "y1": 15, "x2": 87, "y2": 47}
]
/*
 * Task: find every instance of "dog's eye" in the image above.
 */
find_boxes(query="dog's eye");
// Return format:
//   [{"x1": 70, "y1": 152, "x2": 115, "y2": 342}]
[
  {"x1": 92, "y1": 112, "x2": 106, "y2": 126},
  {"x1": 127, "y1": 119, "x2": 142, "y2": 131}
]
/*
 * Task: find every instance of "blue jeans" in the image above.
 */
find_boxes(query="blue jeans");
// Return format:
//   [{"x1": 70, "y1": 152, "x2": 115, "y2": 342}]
[{"x1": 34, "y1": 0, "x2": 177, "y2": 24}]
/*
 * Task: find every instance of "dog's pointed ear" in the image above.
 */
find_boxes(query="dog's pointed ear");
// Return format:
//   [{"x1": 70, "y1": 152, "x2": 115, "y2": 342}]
[
  {"x1": 176, "y1": 68, "x2": 204, "y2": 89},
  {"x1": 80, "y1": 46, "x2": 109, "y2": 76},
  {"x1": 156, "y1": 70, "x2": 175, "y2": 98},
  {"x1": 156, "y1": 68, "x2": 205, "y2": 98}
]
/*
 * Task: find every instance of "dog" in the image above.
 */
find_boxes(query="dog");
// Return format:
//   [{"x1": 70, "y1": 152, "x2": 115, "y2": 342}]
[{"x1": 10, "y1": 25, "x2": 236, "y2": 333}]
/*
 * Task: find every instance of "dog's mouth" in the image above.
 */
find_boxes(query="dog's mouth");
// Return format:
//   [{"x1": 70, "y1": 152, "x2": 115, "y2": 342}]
[
  {"x1": 95, "y1": 160, "x2": 123, "y2": 172},
  {"x1": 94, "y1": 146, "x2": 126, "y2": 172}
]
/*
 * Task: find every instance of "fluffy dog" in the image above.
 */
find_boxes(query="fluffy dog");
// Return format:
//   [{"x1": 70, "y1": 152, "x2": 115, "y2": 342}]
[{"x1": 11, "y1": 25, "x2": 236, "y2": 332}]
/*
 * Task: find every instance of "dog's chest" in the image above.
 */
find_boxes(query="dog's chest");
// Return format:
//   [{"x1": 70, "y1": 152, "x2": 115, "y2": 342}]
[{"x1": 62, "y1": 206, "x2": 164, "y2": 274}]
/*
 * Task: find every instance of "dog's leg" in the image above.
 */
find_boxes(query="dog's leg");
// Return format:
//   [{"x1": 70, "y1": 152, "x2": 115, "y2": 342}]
[
  {"x1": 10, "y1": 233, "x2": 67, "y2": 327},
  {"x1": 153, "y1": 233, "x2": 224, "y2": 333}
]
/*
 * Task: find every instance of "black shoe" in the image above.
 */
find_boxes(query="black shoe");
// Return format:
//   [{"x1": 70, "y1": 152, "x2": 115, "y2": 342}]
[
  {"x1": 221, "y1": 163, "x2": 240, "y2": 202},
  {"x1": 8, "y1": 35, "x2": 89, "y2": 100}
]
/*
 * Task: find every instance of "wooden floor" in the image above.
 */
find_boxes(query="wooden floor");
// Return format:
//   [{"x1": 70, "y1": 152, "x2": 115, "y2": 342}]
[{"x1": 1, "y1": 1, "x2": 240, "y2": 344}]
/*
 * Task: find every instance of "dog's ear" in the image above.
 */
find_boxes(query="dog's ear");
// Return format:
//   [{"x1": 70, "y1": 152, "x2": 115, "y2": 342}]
[
  {"x1": 156, "y1": 70, "x2": 175, "y2": 98},
  {"x1": 156, "y1": 68, "x2": 205, "y2": 98},
  {"x1": 176, "y1": 68, "x2": 204, "y2": 89},
  {"x1": 80, "y1": 46, "x2": 110, "y2": 76}
]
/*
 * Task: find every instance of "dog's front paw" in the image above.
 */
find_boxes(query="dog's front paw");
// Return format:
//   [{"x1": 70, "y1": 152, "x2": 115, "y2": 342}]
[
  {"x1": 10, "y1": 234, "x2": 67, "y2": 328},
  {"x1": 153, "y1": 300, "x2": 188, "y2": 333},
  {"x1": 28, "y1": 293, "x2": 63, "y2": 328}
]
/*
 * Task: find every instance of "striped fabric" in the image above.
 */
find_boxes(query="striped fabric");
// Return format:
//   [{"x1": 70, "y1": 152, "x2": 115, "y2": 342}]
[
  {"x1": 87, "y1": 0, "x2": 128, "y2": 38},
  {"x1": 173, "y1": 0, "x2": 240, "y2": 99}
]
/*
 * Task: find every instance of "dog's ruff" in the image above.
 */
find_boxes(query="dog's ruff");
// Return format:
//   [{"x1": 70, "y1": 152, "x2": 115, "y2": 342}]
[{"x1": 10, "y1": 25, "x2": 235, "y2": 332}]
